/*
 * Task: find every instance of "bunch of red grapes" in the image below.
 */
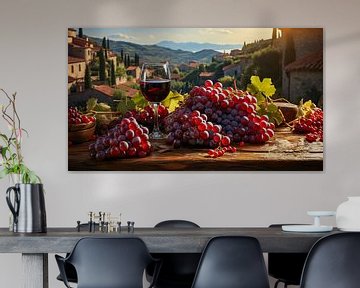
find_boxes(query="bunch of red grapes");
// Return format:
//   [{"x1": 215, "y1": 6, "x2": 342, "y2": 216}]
[
  {"x1": 68, "y1": 107, "x2": 96, "y2": 125},
  {"x1": 124, "y1": 104, "x2": 169, "y2": 128},
  {"x1": 89, "y1": 117, "x2": 152, "y2": 160},
  {"x1": 293, "y1": 108, "x2": 323, "y2": 142},
  {"x1": 164, "y1": 80, "x2": 275, "y2": 149}
]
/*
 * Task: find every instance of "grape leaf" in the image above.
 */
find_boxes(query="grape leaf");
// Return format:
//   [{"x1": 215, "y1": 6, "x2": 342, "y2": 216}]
[
  {"x1": 132, "y1": 91, "x2": 149, "y2": 109},
  {"x1": 116, "y1": 99, "x2": 136, "y2": 114},
  {"x1": 247, "y1": 76, "x2": 276, "y2": 98}
]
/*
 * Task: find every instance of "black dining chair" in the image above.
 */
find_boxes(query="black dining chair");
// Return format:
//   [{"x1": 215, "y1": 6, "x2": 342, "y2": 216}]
[
  {"x1": 147, "y1": 220, "x2": 201, "y2": 288},
  {"x1": 268, "y1": 224, "x2": 308, "y2": 288},
  {"x1": 56, "y1": 223, "x2": 99, "y2": 284},
  {"x1": 191, "y1": 236, "x2": 270, "y2": 288},
  {"x1": 55, "y1": 237, "x2": 161, "y2": 288},
  {"x1": 300, "y1": 232, "x2": 360, "y2": 288}
]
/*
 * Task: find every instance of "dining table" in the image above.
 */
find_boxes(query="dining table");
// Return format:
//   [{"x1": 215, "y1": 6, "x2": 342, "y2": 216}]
[{"x1": 0, "y1": 226, "x2": 339, "y2": 288}]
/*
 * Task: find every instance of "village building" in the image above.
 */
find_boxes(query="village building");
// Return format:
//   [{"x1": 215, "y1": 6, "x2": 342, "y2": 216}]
[
  {"x1": 285, "y1": 50, "x2": 323, "y2": 104},
  {"x1": 199, "y1": 71, "x2": 216, "y2": 85},
  {"x1": 188, "y1": 60, "x2": 200, "y2": 69},
  {"x1": 222, "y1": 63, "x2": 242, "y2": 78},
  {"x1": 68, "y1": 29, "x2": 95, "y2": 63},
  {"x1": 230, "y1": 49, "x2": 242, "y2": 57},
  {"x1": 126, "y1": 66, "x2": 141, "y2": 80},
  {"x1": 280, "y1": 28, "x2": 323, "y2": 104},
  {"x1": 68, "y1": 56, "x2": 86, "y2": 93}
]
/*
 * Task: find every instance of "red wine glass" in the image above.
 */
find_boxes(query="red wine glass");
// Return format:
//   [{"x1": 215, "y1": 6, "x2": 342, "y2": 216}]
[{"x1": 140, "y1": 62, "x2": 171, "y2": 139}]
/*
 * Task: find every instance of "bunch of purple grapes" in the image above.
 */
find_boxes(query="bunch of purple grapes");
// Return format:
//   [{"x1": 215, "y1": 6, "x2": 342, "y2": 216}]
[
  {"x1": 164, "y1": 80, "x2": 275, "y2": 148},
  {"x1": 124, "y1": 104, "x2": 169, "y2": 128},
  {"x1": 89, "y1": 117, "x2": 152, "y2": 160},
  {"x1": 165, "y1": 110, "x2": 231, "y2": 149}
]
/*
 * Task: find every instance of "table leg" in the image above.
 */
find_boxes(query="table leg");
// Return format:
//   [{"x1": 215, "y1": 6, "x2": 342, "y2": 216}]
[{"x1": 22, "y1": 253, "x2": 48, "y2": 288}]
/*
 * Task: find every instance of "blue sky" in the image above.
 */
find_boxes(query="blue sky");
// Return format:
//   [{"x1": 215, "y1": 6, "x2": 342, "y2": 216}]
[{"x1": 82, "y1": 28, "x2": 272, "y2": 45}]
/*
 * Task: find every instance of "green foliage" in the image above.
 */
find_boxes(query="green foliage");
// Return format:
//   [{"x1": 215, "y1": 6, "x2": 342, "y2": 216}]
[
  {"x1": 218, "y1": 76, "x2": 234, "y2": 87},
  {"x1": 78, "y1": 28, "x2": 83, "y2": 38},
  {"x1": 84, "y1": 65, "x2": 92, "y2": 89},
  {"x1": 247, "y1": 76, "x2": 283, "y2": 125},
  {"x1": 170, "y1": 80, "x2": 186, "y2": 93},
  {"x1": 116, "y1": 97, "x2": 136, "y2": 115},
  {"x1": 0, "y1": 89, "x2": 41, "y2": 183},
  {"x1": 86, "y1": 98, "x2": 111, "y2": 112},
  {"x1": 110, "y1": 60, "x2": 116, "y2": 86},
  {"x1": 102, "y1": 37, "x2": 107, "y2": 49},
  {"x1": 112, "y1": 89, "x2": 125, "y2": 101},
  {"x1": 98, "y1": 49, "x2": 106, "y2": 81},
  {"x1": 132, "y1": 90, "x2": 185, "y2": 113},
  {"x1": 116, "y1": 65, "x2": 126, "y2": 78}
]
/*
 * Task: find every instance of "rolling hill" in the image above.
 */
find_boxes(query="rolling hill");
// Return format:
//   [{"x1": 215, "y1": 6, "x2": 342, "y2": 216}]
[
  {"x1": 157, "y1": 40, "x2": 242, "y2": 52},
  {"x1": 90, "y1": 37, "x2": 220, "y2": 65}
]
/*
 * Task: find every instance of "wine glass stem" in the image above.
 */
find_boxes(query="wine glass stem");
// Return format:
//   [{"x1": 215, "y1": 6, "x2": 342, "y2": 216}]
[{"x1": 152, "y1": 103, "x2": 160, "y2": 133}]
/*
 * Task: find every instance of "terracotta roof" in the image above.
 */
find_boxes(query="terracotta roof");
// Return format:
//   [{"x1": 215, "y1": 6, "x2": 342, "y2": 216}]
[
  {"x1": 189, "y1": 61, "x2": 199, "y2": 68},
  {"x1": 72, "y1": 37, "x2": 92, "y2": 48},
  {"x1": 222, "y1": 63, "x2": 241, "y2": 71},
  {"x1": 199, "y1": 72, "x2": 215, "y2": 77},
  {"x1": 68, "y1": 56, "x2": 85, "y2": 64},
  {"x1": 126, "y1": 66, "x2": 139, "y2": 71},
  {"x1": 115, "y1": 84, "x2": 138, "y2": 98},
  {"x1": 285, "y1": 50, "x2": 323, "y2": 72},
  {"x1": 93, "y1": 85, "x2": 115, "y2": 97},
  {"x1": 68, "y1": 76, "x2": 76, "y2": 83}
]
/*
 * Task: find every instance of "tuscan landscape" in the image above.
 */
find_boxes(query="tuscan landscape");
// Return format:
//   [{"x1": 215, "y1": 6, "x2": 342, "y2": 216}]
[{"x1": 68, "y1": 28, "x2": 323, "y2": 171}]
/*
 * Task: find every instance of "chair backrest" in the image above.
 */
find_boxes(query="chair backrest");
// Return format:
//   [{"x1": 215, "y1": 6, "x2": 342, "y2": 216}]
[
  {"x1": 191, "y1": 236, "x2": 270, "y2": 288},
  {"x1": 155, "y1": 220, "x2": 200, "y2": 228},
  {"x1": 152, "y1": 220, "x2": 201, "y2": 283},
  {"x1": 67, "y1": 237, "x2": 153, "y2": 288},
  {"x1": 268, "y1": 224, "x2": 308, "y2": 285},
  {"x1": 300, "y1": 232, "x2": 360, "y2": 288}
]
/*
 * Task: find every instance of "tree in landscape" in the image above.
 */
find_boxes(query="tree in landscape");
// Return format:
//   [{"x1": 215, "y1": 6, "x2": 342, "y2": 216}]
[
  {"x1": 110, "y1": 60, "x2": 116, "y2": 86},
  {"x1": 107, "y1": 38, "x2": 110, "y2": 50},
  {"x1": 102, "y1": 37, "x2": 107, "y2": 49},
  {"x1": 134, "y1": 53, "x2": 139, "y2": 66},
  {"x1": 84, "y1": 64, "x2": 92, "y2": 89},
  {"x1": 198, "y1": 64, "x2": 206, "y2": 72},
  {"x1": 99, "y1": 49, "x2": 106, "y2": 81},
  {"x1": 78, "y1": 28, "x2": 83, "y2": 38},
  {"x1": 120, "y1": 49, "x2": 124, "y2": 61}
]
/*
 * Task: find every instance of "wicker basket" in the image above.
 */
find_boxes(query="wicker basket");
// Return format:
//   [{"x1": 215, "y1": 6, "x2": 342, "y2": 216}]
[{"x1": 68, "y1": 122, "x2": 96, "y2": 144}]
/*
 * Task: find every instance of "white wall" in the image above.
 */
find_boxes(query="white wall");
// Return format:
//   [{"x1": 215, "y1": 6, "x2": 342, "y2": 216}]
[{"x1": 0, "y1": 0, "x2": 360, "y2": 287}]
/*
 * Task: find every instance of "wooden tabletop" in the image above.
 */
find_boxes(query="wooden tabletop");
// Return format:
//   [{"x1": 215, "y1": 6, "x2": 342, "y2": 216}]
[
  {"x1": 0, "y1": 227, "x2": 337, "y2": 253},
  {"x1": 68, "y1": 129, "x2": 323, "y2": 171}
]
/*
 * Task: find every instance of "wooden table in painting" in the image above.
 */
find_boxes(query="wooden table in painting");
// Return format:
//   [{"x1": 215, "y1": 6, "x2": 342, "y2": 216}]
[
  {"x1": 0, "y1": 227, "x2": 337, "y2": 288},
  {"x1": 68, "y1": 130, "x2": 323, "y2": 171}
]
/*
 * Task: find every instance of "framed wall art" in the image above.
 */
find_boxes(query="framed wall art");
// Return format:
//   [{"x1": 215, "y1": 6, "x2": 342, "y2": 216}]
[{"x1": 68, "y1": 28, "x2": 323, "y2": 171}]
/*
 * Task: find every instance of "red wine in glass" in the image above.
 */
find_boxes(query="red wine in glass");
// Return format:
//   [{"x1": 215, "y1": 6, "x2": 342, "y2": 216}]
[
  {"x1": 140, "y1": 62, "x2": 171, "y2": 139},
  {"x1": 140, "y1": 79, "x2": 170, "y2": 103}
]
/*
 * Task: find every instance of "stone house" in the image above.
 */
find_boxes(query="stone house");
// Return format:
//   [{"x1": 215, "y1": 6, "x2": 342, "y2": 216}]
[
  {"x1": 285, "y1": 51, "x2": 323, "y2": 104},
  {"x1": 68, "y1": 56, "x2": 86, "y2": 93},
  {"x1": 126, "y1": 66, "x2": 141, "y2": 80},
  {"x1": 280, "y1": 28, "x2": 323, "y2": 103},
  {"x1": 222, "y1": 63, "x2": 242, "y2": 78}
]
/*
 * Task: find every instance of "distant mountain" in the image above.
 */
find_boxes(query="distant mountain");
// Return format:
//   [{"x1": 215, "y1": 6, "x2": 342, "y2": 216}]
[
  {"x1": 89, "y1": 37, "x2": 220, "y2": 65},
  {"x1": 157, "y1": 40, "x2": 243, "y2": 52}
]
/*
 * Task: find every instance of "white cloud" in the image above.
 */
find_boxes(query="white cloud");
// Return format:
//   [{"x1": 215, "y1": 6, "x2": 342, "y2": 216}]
[
  {"x1": 108, "y1": 33, "x2": 136, "y2": 41},
  {"x1": 201, "y1": 28, "x2": 234, "y2": 35}
]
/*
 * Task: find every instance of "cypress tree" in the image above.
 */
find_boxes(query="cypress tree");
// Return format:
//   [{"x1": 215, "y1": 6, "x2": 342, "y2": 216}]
[
  {"x1": 134, "y1": 53, "x2": 139, "y2": 66},
  {"x1": 84, "y1": 64, "x2": 92, "y2": 89},
  {"x1": 99, "y1": 49, "x2": 106, "y2": 81},
  {"x1": 78, "y1": 28, "x2": 83, "y2": 38},
  {"x1": 110, "y1": 60, "x2": 116, "y2": 86},
  {"x1": 121, "y1": 49, "x2": 124, "y2": 61},
  {"x1": 107, "y1": 38, "x2": 110, "y2": 50},
  {"x1": 102, "y1": 37, "x2": 107, "y2": 49}
]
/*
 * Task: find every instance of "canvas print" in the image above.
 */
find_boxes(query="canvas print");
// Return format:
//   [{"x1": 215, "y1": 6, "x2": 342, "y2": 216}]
[{"x1": 68, "y1": 28, "x2": 323, "y2": 171}]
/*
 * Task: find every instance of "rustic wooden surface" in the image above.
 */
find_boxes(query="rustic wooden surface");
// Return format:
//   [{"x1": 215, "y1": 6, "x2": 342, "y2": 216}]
[
  {"x1": 68, "y1": 129, "x2": 323, "y2": 171},
  {"x1": 0, "y1": 227, "x2": 336, "y2": 253}
]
